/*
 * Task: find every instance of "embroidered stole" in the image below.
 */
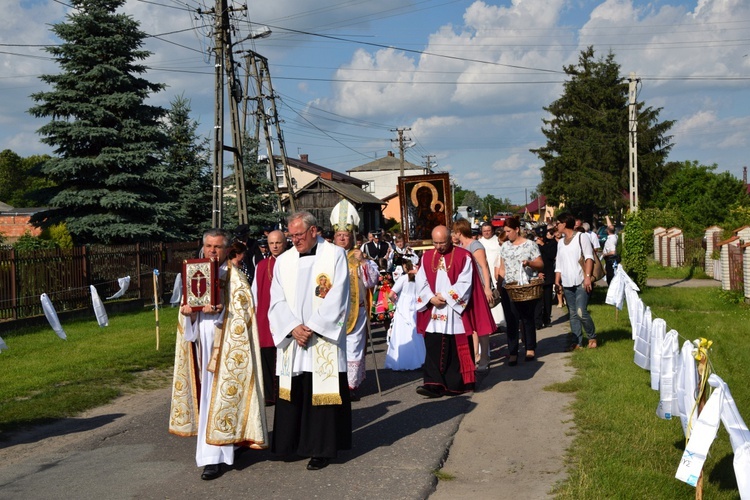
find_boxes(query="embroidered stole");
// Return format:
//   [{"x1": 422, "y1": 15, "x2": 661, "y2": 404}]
[
  {"x1": 278, "y1": 242, "x2": 342, "y2": 405},
  {"x1": 345, "y1": 250, "x2": 361, "y2": 334}
]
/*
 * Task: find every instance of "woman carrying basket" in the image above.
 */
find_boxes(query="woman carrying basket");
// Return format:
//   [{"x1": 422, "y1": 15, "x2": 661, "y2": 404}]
[{"x1": 497, "y1": 217, "x2": 544, "y2": 365}]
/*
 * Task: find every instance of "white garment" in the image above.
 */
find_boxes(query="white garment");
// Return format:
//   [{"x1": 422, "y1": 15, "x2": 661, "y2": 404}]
[
  {"x1": 479, "y1": 236, "x2": 501, "y2": 281},
  {"x1": 182, "y1": 265, "x2": 234, "y2": 467},
  {"x1": 633, "y1": 304, "x2": 651, "y2": 370},
  {"x1": 676, "y1": 374, "x2": 750, "y2": 498},
  {"x1": 416, "y1": 253, "x2": 472, "y2": 335},
  {"x1": 385, "y1": 275, "x2": 426, "y2": 370},
  {"x1": 0, "y1": 335, "x2": 8, "y2": 352},
  {"x1": 676, "y1": 340, "x2": 699, "y2": 437},
  {"x1": 656, "y1": 329, "x2": 679, "y2": 420},
  {"x1": 269, "y1": 241, "x2": 349, "y2": 375},
  {"x1": 170, "y1": 273, "x2": 183, "y2": 306},
  {"x1": 346, "y1": 258, "x2": 379, "y2": 389},
  {"x1": 650, "y1": 318, "x2": 666, "y2": 390},
  {"x1": 41, "y1": 293, "x2": 67, "y2": 340},
  {"x1": 603, "y1": 234, "x2": 618, "y2": 256},
  {"x1": 625, "y1": 284, "x2": 642, "y2": 340},
  {"x1": 90, "y1": 285, "x2": 108, "y2": 327},
  {"x1": 555, "y1": 233, "x2": 593, "y2": 287},
  {"x1": 606, "y1": 263, "x2": 638, "y2": 311},
  {"x1": 587, "y1": 231, "x2": 601, "y2": 251}
]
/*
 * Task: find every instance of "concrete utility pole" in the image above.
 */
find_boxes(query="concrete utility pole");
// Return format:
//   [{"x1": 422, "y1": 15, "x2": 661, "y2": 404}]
[
  {"x1": 244, "y1": 50, "x2": 296, "y2": 213},
  {"x1": 422, "y1": 154, "x2": 436, "y2": 172},
  {"x1": 391, "y1": 127, "x2": 412, "y2": 177},
  {"x1": 628, "y1": 72, "x2": 640, "y2": 213}
]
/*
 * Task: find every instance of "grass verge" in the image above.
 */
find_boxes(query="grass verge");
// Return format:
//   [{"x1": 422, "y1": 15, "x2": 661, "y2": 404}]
[
  {"x1": 552, "y1": 286, "x2": 748, "y2": 499},
  {"x1": 0, "y1": 308, "x2": 177, "y2": 437},
  {"x1": 646, "y1": 259, "x2": 711, "y2": 280}
]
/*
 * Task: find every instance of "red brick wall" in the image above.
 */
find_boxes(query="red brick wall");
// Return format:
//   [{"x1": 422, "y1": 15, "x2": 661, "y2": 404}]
[{"x1": 0, "y1": 214, "x2": 42, "y2": 241}]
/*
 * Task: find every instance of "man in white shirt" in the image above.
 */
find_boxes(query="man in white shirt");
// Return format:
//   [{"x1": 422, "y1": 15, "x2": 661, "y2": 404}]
[{"x1": 602, "y1": 226, "x2": 619, "y2": 284}]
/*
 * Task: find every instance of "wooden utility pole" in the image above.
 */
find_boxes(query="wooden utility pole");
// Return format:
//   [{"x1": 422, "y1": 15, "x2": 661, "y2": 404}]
[
  {"x1": 210, "y1": 0, "x2": 248, "y2": 227},
  {"x1": 423, "y1": 154, "x2": 436, "y2": 172}
]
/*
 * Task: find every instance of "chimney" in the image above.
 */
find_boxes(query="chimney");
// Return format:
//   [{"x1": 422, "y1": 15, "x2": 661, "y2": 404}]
[
  {"x1": 321, "y1": 171, "x2": 332, "y2": 180},
  {"x1": 300, "y1": 154, "x2": 309, "y2": 163},
  {"x1": 387, "y1": 151, "x2": 394, "y2": 157}
]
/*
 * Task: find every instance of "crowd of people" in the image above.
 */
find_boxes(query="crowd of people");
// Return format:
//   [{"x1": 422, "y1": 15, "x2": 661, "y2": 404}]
[{"x1": 169, "y1": 207, "x2": 617, "y2": 480}]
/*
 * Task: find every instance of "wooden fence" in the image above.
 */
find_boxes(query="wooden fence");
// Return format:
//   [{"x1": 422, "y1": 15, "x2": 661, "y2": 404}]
[{"x1": 0, "y1": 241, "x2": 199, "y2": 322}]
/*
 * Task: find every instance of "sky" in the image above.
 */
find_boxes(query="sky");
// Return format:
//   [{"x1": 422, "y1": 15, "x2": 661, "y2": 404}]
[{"x1": 2, "y1": 0, "x2": 749, "y2": 206}]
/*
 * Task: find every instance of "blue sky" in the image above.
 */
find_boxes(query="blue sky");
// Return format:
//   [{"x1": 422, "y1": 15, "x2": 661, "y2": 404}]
[{"x1": 3, "y1": 0, "x2": 749, "y2": 206}]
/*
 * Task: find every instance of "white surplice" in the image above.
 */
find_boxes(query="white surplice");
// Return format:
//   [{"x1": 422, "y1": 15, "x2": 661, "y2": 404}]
[
  {"x1": 633, "y1": 304, "x2": 651, "y2": 370},
  {"x1": 268, "y1": 241, "x2": 350, "y2": 375},
  {"x1": 385, "y1": 274, "x2": 426, "y2": 371},
  {"x1": 415, "y1": 254, "x2": 472, "y2": 335}
]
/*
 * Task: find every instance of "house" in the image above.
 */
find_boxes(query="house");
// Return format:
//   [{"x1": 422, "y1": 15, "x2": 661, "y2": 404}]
[
  {"x1": 346, "y1": 151, "x2": 432, "y2": 224},
  {"x1": 286, "y1": 173, "x2": 385, "y2": 233},
  {"x1": 0, "y1": 202, "x2": 45, "y2": 242},
  {"x1": 516, "y1": 195, "x2": 554, "y2": 223}
]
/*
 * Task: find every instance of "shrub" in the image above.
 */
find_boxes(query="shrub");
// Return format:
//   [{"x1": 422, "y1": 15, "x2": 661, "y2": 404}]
[{"x1": 621, "y1": 211, "x2": 648, "y2": 289}]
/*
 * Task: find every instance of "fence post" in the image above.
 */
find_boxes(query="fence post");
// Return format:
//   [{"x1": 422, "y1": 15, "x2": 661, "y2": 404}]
[
  {"x1": 10, "y1": 248, "x2": 17, "y2": 321},
  {"x1": 136, "y1": 242, "x2": 142, "y2": 298}
]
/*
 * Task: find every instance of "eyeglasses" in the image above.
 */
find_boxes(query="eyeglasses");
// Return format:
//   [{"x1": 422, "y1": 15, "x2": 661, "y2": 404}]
[{"x1": 289, "y1": 227, "x2": 312, "y2": 241}]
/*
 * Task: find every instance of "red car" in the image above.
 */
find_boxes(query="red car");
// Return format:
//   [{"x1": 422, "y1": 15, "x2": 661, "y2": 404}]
[{"x1": 491, "y1": 212, "x2": 514, "y2": 228}]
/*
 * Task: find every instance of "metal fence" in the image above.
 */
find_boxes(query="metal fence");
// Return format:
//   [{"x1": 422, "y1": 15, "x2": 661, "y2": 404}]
[{"x1": 0, "y1": 241, "x2": 199, "y2": 322}]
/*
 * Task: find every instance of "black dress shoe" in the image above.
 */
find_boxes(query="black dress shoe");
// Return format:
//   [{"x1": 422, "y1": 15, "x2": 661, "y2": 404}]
[
  {"x1": 306, "y1": 457, "x2": 330, "y2": 470},
  {"x1": 201, "y1": 464, "x2": 221, "y2": 480},
  {"x1": 349, "y1": 388, "x2": 360, "y2": 401},
  {"x1": 416, "y1": 385, "x2": 443, "y2": 398}
]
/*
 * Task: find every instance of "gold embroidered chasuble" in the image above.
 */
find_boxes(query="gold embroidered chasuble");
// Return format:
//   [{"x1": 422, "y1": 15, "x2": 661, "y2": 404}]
[{"x1": 169, "y1": 263, "x2": 268, "y2": 448}]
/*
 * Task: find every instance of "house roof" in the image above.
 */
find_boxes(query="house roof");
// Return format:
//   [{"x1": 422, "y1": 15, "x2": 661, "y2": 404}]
[
  {"x1": 347, "y1": 154, "x2": 425, "y2": 173},
  {"x1": 0, "y1": 201, "x2": 13, "y2": 212},
  {"x1": 0, "y1": 206, "x2": 47, "y2": 215},
  {"x1": 279, "y1": 156, "x2": 365, "y2": 186},
  {"x1": 295, "y1": 177, "x2": 386, "y2": 206},
  {"x1": 516, "y1": 195, "x2": 547, "y2": 215}
]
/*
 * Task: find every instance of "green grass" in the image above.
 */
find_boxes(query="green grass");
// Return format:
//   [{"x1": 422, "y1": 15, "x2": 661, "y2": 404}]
[
  {"x1": 0, "y1": 308, "x2": 177, "y2": 436},
  {"x1": 647, "y1": 259, "x2": 711, "y2": 280},
  {"x1": 553, "y1": 286, "x2": 748, "y2": 499}
]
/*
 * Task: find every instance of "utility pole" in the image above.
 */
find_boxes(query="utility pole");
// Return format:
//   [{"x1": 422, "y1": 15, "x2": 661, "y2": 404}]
[
  {"x1": 628, "y1": 72, "x2": 640, "y2": 213},
  {"x1": 244, "y1": 50, "x2": 295, "y2": 213},
  {"x1": 422, "y1": 154, "x2": 436, "y2": 172},
  {"x1": 209, "y1": 0, "x2": 248, "y2": 228},
  {"x1": 391, "y1": 127, "x2": 411, "y2": 177}
]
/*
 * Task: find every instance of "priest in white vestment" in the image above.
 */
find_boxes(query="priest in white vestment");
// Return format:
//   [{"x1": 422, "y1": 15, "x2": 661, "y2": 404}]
[
  {"x1": 169, "y1": 229, "x2": 268, "y2": 481},
  {"x1": 269, "y1": 211, "x2": 352, "y2": 471}
]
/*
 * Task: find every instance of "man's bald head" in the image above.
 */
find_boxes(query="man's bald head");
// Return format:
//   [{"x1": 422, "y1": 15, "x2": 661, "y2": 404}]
[
  {"x1": 267, "y1": 230, "x2": 286, "y2": 257},
  {"x1": 432, "y1": 225, "x2": 452, "y2": 254}
]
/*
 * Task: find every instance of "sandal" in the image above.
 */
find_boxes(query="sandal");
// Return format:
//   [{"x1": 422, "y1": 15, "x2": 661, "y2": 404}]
[
  {"x1": 525, "y1": 350, "x2": 536, "y2": 361},
  {"x1": 566, "y1": 343, "x2": 582, "y2": 352}
]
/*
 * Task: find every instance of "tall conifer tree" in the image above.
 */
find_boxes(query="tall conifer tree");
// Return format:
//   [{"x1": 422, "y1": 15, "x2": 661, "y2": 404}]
[
  {"x1": 531, "y1": 47, "x2": 674, "y2": 220},
  {"x1": 29, "y1": 0, "x2": 176, "y2": 244}
]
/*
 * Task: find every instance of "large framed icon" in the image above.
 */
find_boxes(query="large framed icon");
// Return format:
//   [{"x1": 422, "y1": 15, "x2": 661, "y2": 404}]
[
  {"x1": 397, "y1": 172, "x2": 452, "y2": 248},
  {"x1": 182, "y1": 258, "x2": 219, "y2": 311}
]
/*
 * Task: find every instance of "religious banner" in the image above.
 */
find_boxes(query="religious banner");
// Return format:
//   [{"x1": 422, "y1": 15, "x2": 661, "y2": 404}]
[
  {"x1": 182, "y1": 258, "x2": 219, "y2": 312},
  {"x1": 398, "y1": 172, "x2": 452, "y2": 248}
]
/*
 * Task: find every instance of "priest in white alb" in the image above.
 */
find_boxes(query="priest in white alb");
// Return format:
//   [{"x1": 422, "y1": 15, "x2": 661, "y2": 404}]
[
  {"x1": 169, "y1": 228, "x2": 268, "y2": 481},
  {"x1": 269, "y1": 211, "x2": 352, "y2": 471}
]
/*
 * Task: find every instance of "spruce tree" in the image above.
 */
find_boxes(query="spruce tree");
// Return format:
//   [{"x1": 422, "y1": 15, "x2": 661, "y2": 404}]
[
  {"x1": 28, "y1": 0, "x2": 177, "y2": 244},
  {"x1": 161, "y1": 94, "x2": 212, "y2": 241},
  {"x1": 531, "y1": 47, "x2": 674, "y2": 221}
]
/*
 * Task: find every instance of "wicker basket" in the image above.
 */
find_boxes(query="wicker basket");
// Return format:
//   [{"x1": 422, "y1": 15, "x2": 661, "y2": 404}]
[{"x1": 505, "y1": 277, "x2": 544, "y2": 302}]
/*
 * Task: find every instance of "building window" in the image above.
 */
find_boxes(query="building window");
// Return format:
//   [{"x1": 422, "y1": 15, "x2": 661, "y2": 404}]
[
  {"x1": 364, "y1": 180, "x2": 375, "y2": 193},
  {"x1": 276, "y1": 165, "x2": 286, "y2": 188}
]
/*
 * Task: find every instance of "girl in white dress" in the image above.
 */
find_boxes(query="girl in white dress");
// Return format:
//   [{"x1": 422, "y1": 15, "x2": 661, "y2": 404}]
[{"x1": 385, "y1": 260, "x2": 426, "y2": 371}]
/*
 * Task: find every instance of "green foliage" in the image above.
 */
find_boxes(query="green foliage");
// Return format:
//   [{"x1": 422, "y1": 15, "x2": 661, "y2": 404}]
[
  {"x1": 0, "y1": 151, "x2": 54, "y2": 208},
  {"x1": 532, "y1": 47, "x2": 674, "y2": 221},
  {"x1": 12, "y1": 231, "x2": 58, "y2": 252},
  {"x1": 0, "y1": 308, "x2": 177, "y2": 433},
  {"x1": 43, "y1": 223, "x2": 74, "y2": 249},
  {"x1": 648, "y1": 160, "x2": 748, "y2": 237},
  {"x1": 620, "y1": 211, "x2": 648, "y2": 289},
  {"x1": 556, "y1": 286, "x2": 748, "y2": 499},
  {"x1": 28, "y1": 0, "x2": 177, "y2": 245},
  {"x1": 160, "y1": 94, "x2": 212, "y2": 240},
  {"x1": 720, "y1": 204, "x2": 750, "y2": 237},
  {"x1": 482, "y1": 194, "x2": 513, "y2": 215},
  {"x1": 221, "y1": 133, "x2": 281, "y2": 233}
]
